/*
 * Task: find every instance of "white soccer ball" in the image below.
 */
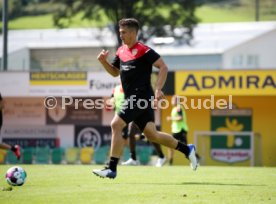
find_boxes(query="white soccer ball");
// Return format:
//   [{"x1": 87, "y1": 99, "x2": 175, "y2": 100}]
[{"x1": 6, "y1": 166, "x2": 27, "y2": 186}]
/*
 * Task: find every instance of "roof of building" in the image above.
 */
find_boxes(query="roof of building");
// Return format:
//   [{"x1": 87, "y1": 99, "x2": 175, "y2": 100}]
[
  {"x1": 151, "y1": 21, "x2": 276, "y2": 55},
  {"x1": 0, "y1": 27, "x2": 116, "y2": 56},
  {"x1": 0, "y1": 21, "x2": 275, "y2": 56}
]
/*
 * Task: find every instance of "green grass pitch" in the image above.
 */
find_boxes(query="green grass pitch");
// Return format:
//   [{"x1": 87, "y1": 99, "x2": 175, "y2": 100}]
[{"x1": 0, "y1": 165, "x2": 275, "y2": 204}]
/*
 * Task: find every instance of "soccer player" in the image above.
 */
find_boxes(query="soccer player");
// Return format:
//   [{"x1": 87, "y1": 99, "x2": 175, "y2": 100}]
[
  {"x1": 110, "y1": 84, "x2": 166, "y2": 167},
  {"x1": 167, "y1": 95, "x2": 200, "y2": 165},
  {"x1": 93, "y1": 18, "x2": 198, "y2": 179},
  {"x1": 0, "y1": 93, "x2": 21, "y2": 160}
]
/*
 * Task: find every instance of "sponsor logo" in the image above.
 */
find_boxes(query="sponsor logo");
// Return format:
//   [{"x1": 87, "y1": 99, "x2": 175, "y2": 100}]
[
  {"x1": 182, "y1": 74, "x2": 275, "y2": 91},
  {"x1": 210, "y1": 107, "x2": 252, "y2": 163},
  {"x1": 211, "y1": 149, "x2": 250, "y2": 163},
  {"x1": 121, "y1": 65, "x2": 136, "y2": 71},
  {"x1": 47, "y1": 103, "x2": 67, "y2": 122},
  {"x1": 89, "y1": 80, "x2": 119, "y2": 90},
  {"x1": 176, "y1": 70, "x2": 276, "y2": 96},
  {"x1": 30, "y1": 71, "x2": 87, "y2": 86},
  {"x1": 76, "y1": 127, "x2": 102, "y2": 149},
  {"x1": 132, "y1": 49, "x2": 138, "y2": 56}
]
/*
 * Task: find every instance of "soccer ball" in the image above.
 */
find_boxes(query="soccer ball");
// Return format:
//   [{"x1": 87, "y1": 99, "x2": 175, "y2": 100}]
[{"x1": 6, "y1": 166, "x2": 27, "y2": 186}]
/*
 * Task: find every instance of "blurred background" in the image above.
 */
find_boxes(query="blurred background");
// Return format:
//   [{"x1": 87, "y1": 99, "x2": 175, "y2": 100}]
[{"x1": 0, "y1": 0, "x2": 275, "y2": 167}]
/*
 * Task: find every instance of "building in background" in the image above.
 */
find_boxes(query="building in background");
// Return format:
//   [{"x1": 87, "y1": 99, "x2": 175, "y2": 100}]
[
  {"x1": 0, "y1": 22, "x2": 276, "y2": 71},
  {"x1": 0, "y1": 27, "x2": 116, "y2": 71}
]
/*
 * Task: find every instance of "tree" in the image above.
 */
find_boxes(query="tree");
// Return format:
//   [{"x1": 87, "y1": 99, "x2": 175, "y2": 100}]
[
  {"x1": 52, "y1": 0, "x2": 201, "y2": 46},
  {"x1": 0, "y1": 0, "x2": 22, "y2": 20}
]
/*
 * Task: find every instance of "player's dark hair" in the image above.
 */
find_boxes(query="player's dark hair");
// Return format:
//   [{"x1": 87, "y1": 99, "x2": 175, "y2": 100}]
[{"x1": 119, "y1": 18, "x2": 140, "y2": 33}]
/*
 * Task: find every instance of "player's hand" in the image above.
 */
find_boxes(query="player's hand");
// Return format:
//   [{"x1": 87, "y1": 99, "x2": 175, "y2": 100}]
[
  {"x1": 97, "y1": 50, "x2": 109, "y2": 62},
  {"x1": 155, "y1": 89, "x2": 164, "y2": 101}
]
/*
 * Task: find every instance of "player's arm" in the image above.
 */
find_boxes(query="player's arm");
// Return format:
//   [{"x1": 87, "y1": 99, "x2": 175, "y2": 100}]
[
  {"x1": 174, "y1": 108, "x2": 184, "y2": 121},
  {"x1": 97, "y1": 50, "x2": 120, "y2": 77},
  {"x1": 167, "y1": 108, "x2": 183, "y2": 121},
  {"x1": 153, "y1": 57, "x2": 168, "y2": 100}
]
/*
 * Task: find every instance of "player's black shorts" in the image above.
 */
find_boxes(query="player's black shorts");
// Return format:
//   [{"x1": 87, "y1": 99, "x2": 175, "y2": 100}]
[
  {"x1": 172, "y1": 129, "x2": 187, "y2": 144},
  {"x1": 118, "y1": 88, "x2": 154, "y2": 132}
]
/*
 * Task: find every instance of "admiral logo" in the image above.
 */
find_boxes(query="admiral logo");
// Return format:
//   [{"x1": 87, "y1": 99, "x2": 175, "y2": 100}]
[
  {"x1": 176, "y1": 71, "x2": 276, "y2": 96},
  {"x1": 182, "y1": 74, "x2": 275, "y2": 91}
]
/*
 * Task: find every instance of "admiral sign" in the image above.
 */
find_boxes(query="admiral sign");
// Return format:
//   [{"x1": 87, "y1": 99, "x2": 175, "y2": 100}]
[{"x1": 176, "y1": 70, "x2": 276, "y2": 96}]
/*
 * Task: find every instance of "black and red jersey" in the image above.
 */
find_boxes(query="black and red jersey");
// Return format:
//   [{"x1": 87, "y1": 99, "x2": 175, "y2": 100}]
[{"x1": 111, "y1": 42, "x2": 160, "y2": 97}]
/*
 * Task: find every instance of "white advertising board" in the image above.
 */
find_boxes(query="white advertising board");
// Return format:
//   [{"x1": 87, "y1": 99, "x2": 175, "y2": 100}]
[{"x1": 0, "y1": 72, "x2": 120, "y2": 97}]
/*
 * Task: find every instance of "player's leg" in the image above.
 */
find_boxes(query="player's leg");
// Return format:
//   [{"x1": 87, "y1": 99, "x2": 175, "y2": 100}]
[
  {"x1": 121, "y1": 125, "x2": 130, "y2": 152},
  {"x1": 122, "y1": 122, "x2": 140, "y2": 165},
  {"x1": 92, "y1": 115, "x2": 126, "y2": 178},
  {"x1": 183, "y1": 131, "x2": 201, "y2": 161},
  {"x1": 93, "y1": 94, "x2": 143, "y2": 178},
  {"x1": 152, "y1": 142, "x2": 166, "y2": 167},
  {"x1": 168, "y1": 147, "x2": 174, "y2": 165},
  {"x1": 0, "y1": 143, "x2": 11, "y2": 150},
  {"x1": 0, "y1": 143, "x2": 21, "y2": 160},
  {"x1": 109, "y1": 115, "x2": 126, "y2": 158},
  {"x1": 143, "y1": 122, "x2": 178, "y2": 148},
  {"x1": 1, "y1": 122, "x2": 20, "y2": 160},
  {"x1": 143, "y1": 122, "x2": 198, "y2": 170},
  {"x1": 168, "y1": 131, "x2": 186, "y2": 166}
]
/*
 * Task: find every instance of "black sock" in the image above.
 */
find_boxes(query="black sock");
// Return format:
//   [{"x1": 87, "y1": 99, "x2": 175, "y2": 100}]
[
  {"x1": 175, "y1": 141, "x2": 190, "y2": 157},
  {"x1": 130, "y1": 151, "x2": 136, "y2": 160},
  {"x1": 152, "y1": 142, "x2": 165, "y2": 158},
  {"x1": 108, "y1": 157, "x2": 119, "y2": 172},
  {"x1": 10, "y1": 145, "x2": 16, "y2": 151},
  {"x1": 158, "y1": 152, "x2": 165, "y2": 159}
]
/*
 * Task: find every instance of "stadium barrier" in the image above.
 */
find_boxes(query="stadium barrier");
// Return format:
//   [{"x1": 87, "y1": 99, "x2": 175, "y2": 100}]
[{"x1": 2, "y1": 145, "x2": 158, "y2": 165}]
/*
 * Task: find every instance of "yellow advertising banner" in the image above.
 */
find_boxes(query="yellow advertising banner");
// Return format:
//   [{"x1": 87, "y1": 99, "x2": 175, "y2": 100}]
[
  {"x1": 175, "y1": 70, "x2": 276, "y2": 96},
  {"x1": 30, "y1": 72, "x2": 87, "y2": 86}
]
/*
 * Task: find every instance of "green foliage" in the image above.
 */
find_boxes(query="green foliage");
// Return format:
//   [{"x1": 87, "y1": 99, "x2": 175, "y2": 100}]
[
  {"x1": 0, "y1": 0, "x2": 22, "y2": 19},
  {"x1": 2, "y1": 2, "x2": 276, "y2": 30},
  {"x1": 0, "y1": 13, "x2": 110, "y2": 30},
  {"x1": 22, "y1": 2, "x2": 61, "y2": 16},
  {"x1": 0, "y1": 165, "x2": 275, "y2": 204},
  {"x1": 196, "y1": 0, "x2": 276, "y2": 22},
  {"x1": 0, "y1": 1, "x2": 60, "y2": 20},
  {"x1": 52, "y1": 0, "x2": 201, "y2": 45}
]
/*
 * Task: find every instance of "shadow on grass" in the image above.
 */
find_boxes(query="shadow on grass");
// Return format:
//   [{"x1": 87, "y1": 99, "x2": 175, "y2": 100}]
[
  {"x1": 180, "y1": 182, "x2": 266, "y2": 187},
  {"x1": 111, "y1": 182, "x2": 266, "y2": 187}
]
